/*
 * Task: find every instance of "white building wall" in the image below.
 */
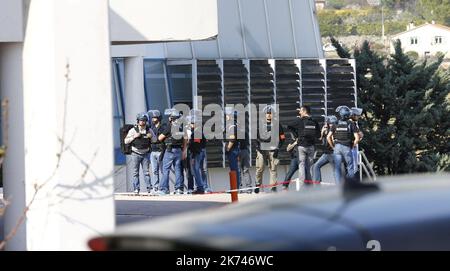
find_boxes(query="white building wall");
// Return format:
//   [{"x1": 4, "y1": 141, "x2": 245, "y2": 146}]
[
  {"x1": 111, "y1": 0, "x2": 324, "y2": 59},
  {"x1": 109, "y1": 0, "x2": 218, "y2": 43},
  {"x1": 390, "y1": 24, "x2": 450, "y2": 58}
]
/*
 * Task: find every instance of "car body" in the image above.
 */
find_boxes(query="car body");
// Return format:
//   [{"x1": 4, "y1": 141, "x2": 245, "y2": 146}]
[{"x1": 89, "y1": 173, "x2": 450, "y2": 251}]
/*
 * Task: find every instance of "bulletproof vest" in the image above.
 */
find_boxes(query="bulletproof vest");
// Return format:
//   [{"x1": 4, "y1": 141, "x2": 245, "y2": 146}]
[
  {"x1": 334, "y1": 120, "x2": 352, "y2": 146},
  {"x1": 165, "y1": 122, "x2": 184, "y2": 147},
  {"x1": 150, "y1": 123, "x2": 165, "y2": 151},
  {"x1": 301, "y1": 117, "x2": 317, "y2": 138},
  {"x1": 132, "y1": 126, "x2": 151, "y2": 150},
  {"x1": 189, "y1": 127, "x2": 206, "y2": 154},
  {"x1": 258, "y1": 121, "x2": 273, "y2": 143}
]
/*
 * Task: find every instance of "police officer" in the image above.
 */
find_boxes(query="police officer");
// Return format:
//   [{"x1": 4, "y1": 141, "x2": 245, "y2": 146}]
[
  {"x1": 287, "y1": 104, "x2": 320, "y2": 186},
  {"x1": 239, "y1": 123, "x2": 253, "y2": 193},
  {"x1": 312, "y1": 115, "x2": 337, "y2": 183},
  {"x1": 147, "y1": 109, "x2": 166, "y2": 194},
  {"x1": 350, "y1": 107, "x2": 364, "y2": 177},
  {"x1": 281, "y1": 132, "x2": 299, "y2": 191},
  {"x1": 186, "y1": 113, "x2": 206, "y2": 194},
  {"x1": 327, "y1": 106, "x2": 360, "y2": 184},
  {"x1": 124, "y1": 112, "x2": 152, "y2": 194},
  {"x1": 157, "y1": 109, "x2": 186, "y2": 195},
  {"x1": 255, "y1": 105, "x2": 285, "y2": 193},
  {"x1": 225, "y1": 107, "x2": 241, "y2": 190}
]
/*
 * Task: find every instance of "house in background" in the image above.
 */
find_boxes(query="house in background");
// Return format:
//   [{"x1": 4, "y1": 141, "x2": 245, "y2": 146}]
[
  {"x1": 390, "y1": 22, "x2": 450, "y2": 58},
  {"x1": 315, "y1": 0, "x2": 326, "y2": 10}
]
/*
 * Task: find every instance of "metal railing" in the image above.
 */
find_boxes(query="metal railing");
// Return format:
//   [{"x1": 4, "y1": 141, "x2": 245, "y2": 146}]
[{"x1": 359, "y1": 150, "x2": 376, "y2": 181}]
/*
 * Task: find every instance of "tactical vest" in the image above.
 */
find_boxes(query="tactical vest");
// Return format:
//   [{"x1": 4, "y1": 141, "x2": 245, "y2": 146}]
[
  {"x1": 258, "y1": 122, "x2": 273, "y2": 143},
  {"x1": 150, "y1": 123, "x2": 165, "y2": 151},
  {"x1": 132, "y1": 126, "x2": 151, "y2": 150},
  {"x1": 165, "y1": 122, "x2": 184, "y2": 147},
  {"x1": 334, "y1": 120, "x2": 352, "y2": 146},
  {"x1": 302, "y1": 117, "x2": 317, "y2": 139},
  {"x1": 189, "y1": 127, "x2": 206, "y2": 154}
]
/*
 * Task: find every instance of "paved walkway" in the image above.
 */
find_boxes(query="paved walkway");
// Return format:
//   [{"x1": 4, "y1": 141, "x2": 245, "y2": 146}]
[
  {"x1": 0, "y1": 191, "x2": 269, "y2": 241},
  {"x1": 115, "y1": 193, "x2": 269, "y2": 225}
]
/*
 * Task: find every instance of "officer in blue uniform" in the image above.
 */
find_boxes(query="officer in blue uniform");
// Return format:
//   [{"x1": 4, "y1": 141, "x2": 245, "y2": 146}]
[
  {"x1": 157, "y1": 109, "x2": 186, "y2": 195},
  {"x1": 327, "y1": 106, "x2": 361, "y2": 184}
]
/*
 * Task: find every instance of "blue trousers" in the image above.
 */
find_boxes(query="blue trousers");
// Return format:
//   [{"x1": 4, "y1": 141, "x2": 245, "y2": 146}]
[
  {"x1": 313, "y1": 153, "x2": 334, "y2": 182},
  {"x1": 227, "y1": 148, "x2": 241, "y2": 188},
  {"x1": 160, "y1": 148, "x2": 184, "y2": 192},
  {"x1": 190, "y1": 151, "x2": 205, "y2": 192},
  {"x1": 150, "y1": 151, "x2": 162, "y2": 190},
  {"x1": 333, "y1": 144, "x2": 355, "y2": 184},
  {"x1": 130, "y1": 152, "x2": 151, "y2": 192}
]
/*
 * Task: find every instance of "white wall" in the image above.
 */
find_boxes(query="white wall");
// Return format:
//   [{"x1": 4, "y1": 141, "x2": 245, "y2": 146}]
[
  {"x1": 391, "y1": 24, "x2": 450, "y2": 58},
  {"x1": 19, "y1": 0, "x2": 115, "y2": 250},
  {"x1": 111, "y1": 0, "x2": 324, "y2": 59},
  {"x1": 109, "y1": 0, "x2": 218, "y2": 43}
]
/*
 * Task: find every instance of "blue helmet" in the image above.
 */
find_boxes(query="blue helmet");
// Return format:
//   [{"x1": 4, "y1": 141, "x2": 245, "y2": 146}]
[
  {"x1": 148, "y1": 110, "x2": 161, "y2": 119},
  {"x1": 164, "y1": 108, "x2": 181, "y2": 119},
  {"x1": 351, "y1": 107, "x2": 363, "y2": 117},
  {"x1": 336, "y1": 106, "x2": 351, "y2": 119},
  {"x1": 136, "y1": 112, "x2": 148, "y2": 122},
  {"x1": 263, "y1": 105, "x2": 276, "y2": 114},
  {"x1": 325, "y1": 115, "x2": 338, "y2": 125}
]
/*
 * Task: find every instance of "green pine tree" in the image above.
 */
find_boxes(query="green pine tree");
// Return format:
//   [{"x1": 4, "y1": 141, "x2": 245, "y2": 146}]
[{"x1": 331, "y1": 38, "x2": 450, "y2": 175}]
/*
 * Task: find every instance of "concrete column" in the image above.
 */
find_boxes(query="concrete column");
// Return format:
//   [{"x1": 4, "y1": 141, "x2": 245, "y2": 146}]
[
  {"x1": 1, "y1": 0, "x2": 115, "y2": 250},
  {"x1": 124, "y1": 57, "x2": 146, "y2": 192},
  {"x1": 0, "y1": 43, "x2": 27, "y2": 251}
]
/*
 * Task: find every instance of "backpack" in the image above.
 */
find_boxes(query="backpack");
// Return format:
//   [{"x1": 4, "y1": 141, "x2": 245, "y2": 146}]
[{"x1": 120, "y1": 124, "x2": 135, "y2": 155}]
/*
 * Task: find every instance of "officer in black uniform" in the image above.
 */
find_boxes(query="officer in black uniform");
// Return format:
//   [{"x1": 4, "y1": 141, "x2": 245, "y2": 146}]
[
  {"x1": 225, "y1": 107, "x2": 241, "y2": 189},
  {"x1": 327, "y1": 105, "x2": 360, "y2": 184},
  {"x1": 158, "y1": 109, "x2": 186, "y2": 195},
  {"x1": 186, "y1": 113, "x2": 206, "y2": 194},
  {"x1": 238, "y1": 123, "x2": 253, "y2": 193},
  {"x1": 147, "y1": 110, "x2": 166, "y2": 194},
  {"x1": 312, "y1": 115, "x2": 337, "y2": 183},
  {"x1": 287, "y1": 104, "x2": 320, "y2": 186}
]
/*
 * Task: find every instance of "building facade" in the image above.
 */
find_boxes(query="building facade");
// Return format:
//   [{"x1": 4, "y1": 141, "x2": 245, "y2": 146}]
[{"x1": 390, "y1": 22, "x2": 450, "y2": 58}]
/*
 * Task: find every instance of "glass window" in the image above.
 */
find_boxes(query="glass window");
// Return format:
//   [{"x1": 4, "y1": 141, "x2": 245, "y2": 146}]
[
  {"x1": 112, "y1": 58, "x2": 126, "y2": 165},
  {"x1": 166, "y1": 65, "x2": 193, "y2": 108},
  {"x1": 434, "y1": 36, "x2": 442, "y2": 44},
  {"x1": 143, "y1": 60, "x2": 170, "y2": 115},
  {"x1": 410, "y1": 37, "x2": 418, "y2": 45}
]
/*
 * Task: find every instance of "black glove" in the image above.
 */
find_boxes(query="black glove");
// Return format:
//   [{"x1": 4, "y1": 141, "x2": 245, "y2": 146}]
[{"x1": 273, "y1": 149, "x2": 279, "y2": 159}]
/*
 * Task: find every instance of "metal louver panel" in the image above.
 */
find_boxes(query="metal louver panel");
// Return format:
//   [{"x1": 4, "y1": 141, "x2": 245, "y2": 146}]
[{"x1": 196, "y1": 60, "x2": 224, "y2": 168}]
